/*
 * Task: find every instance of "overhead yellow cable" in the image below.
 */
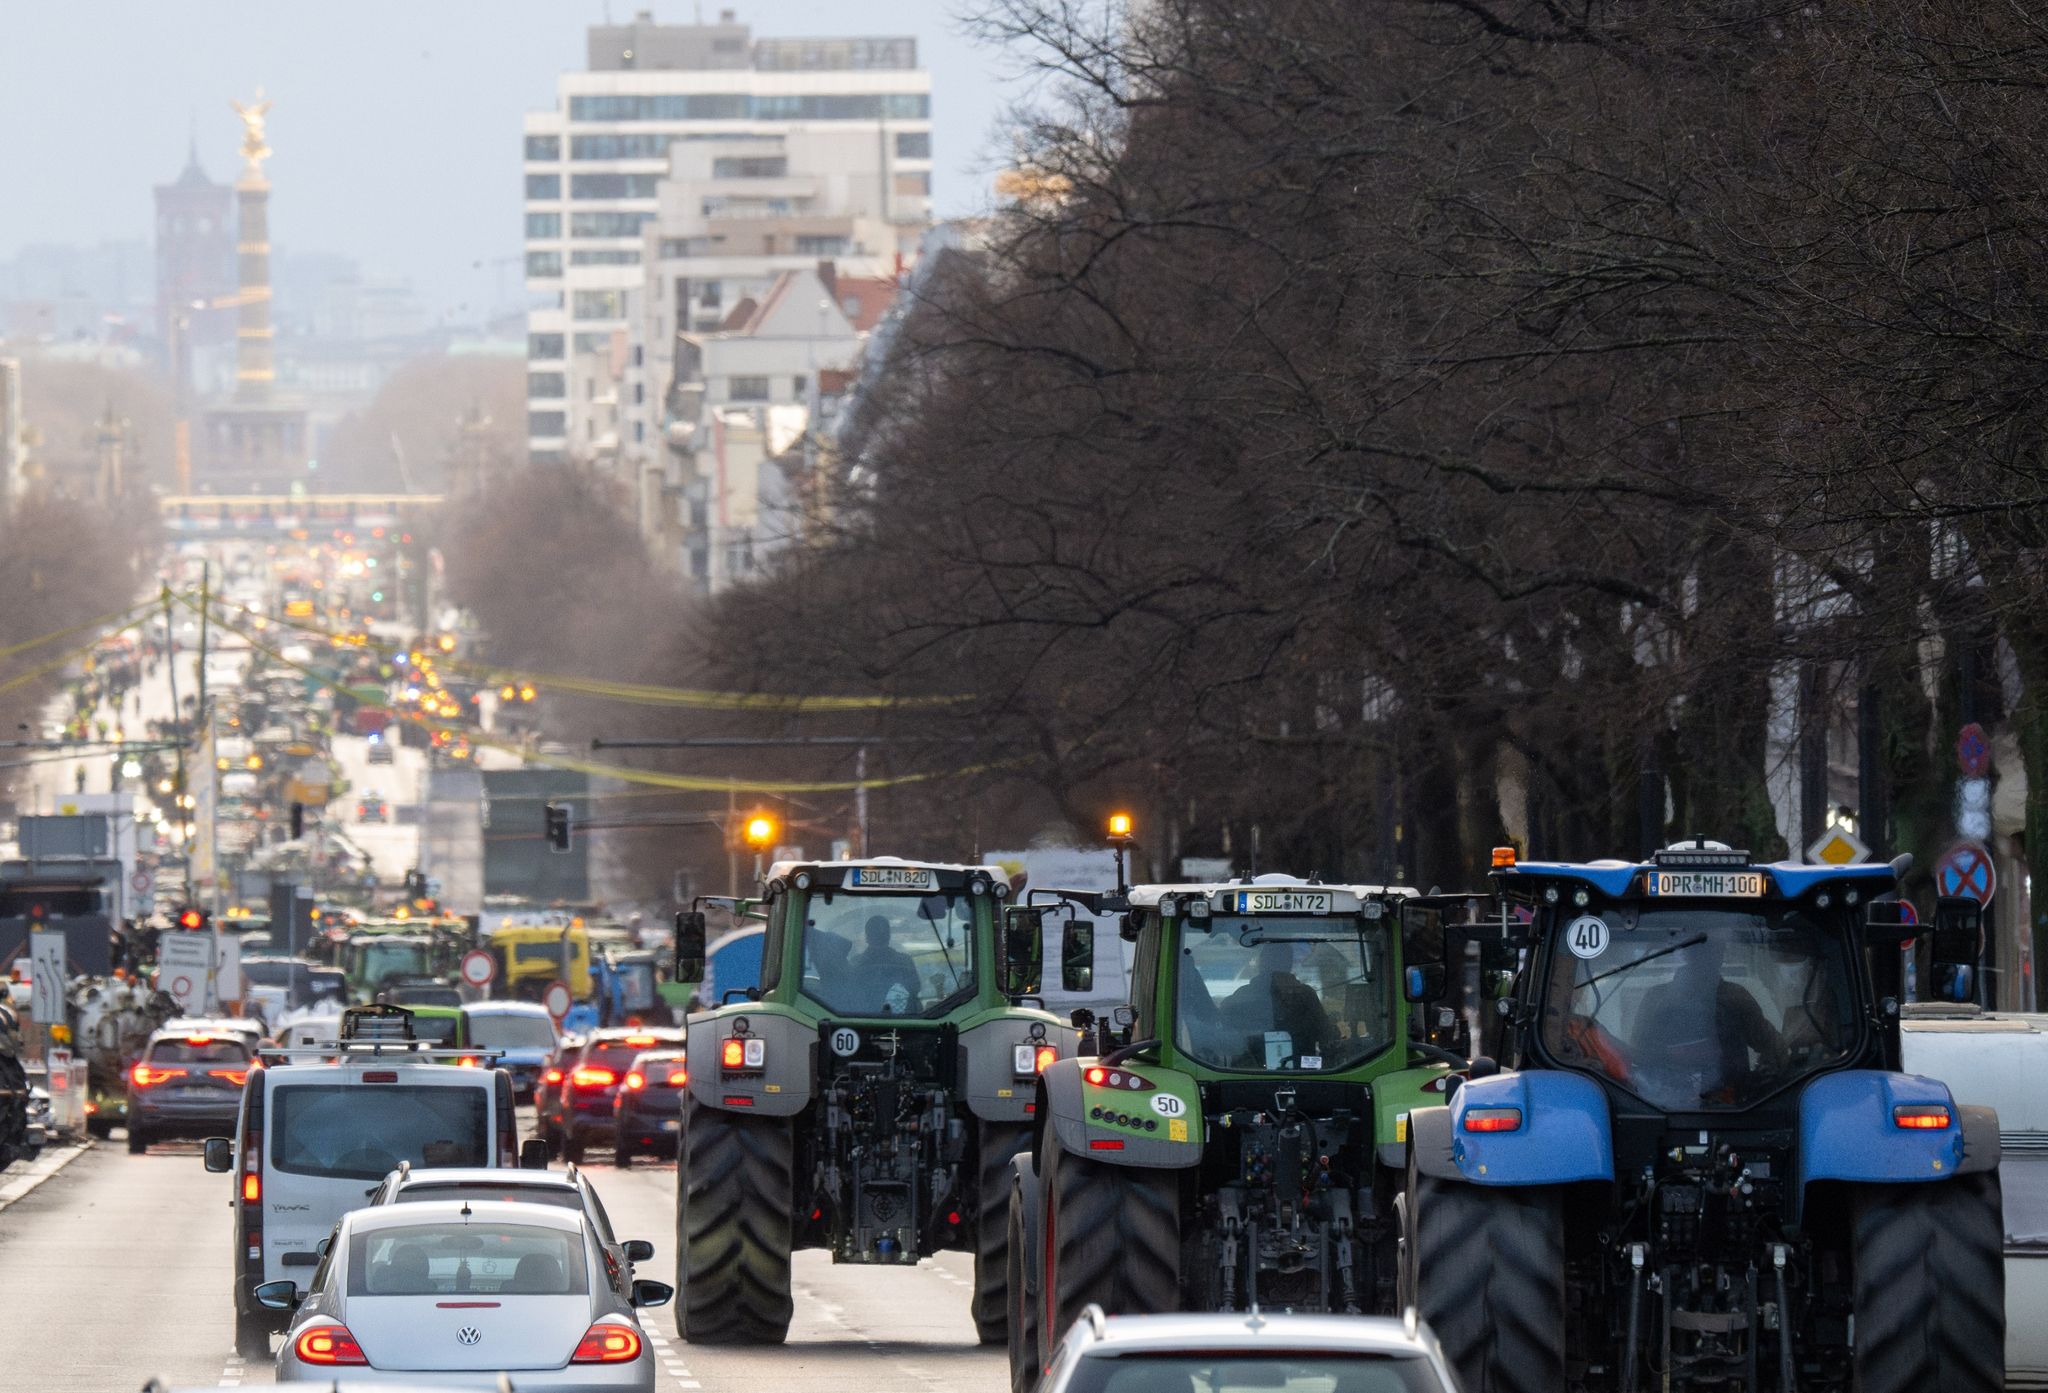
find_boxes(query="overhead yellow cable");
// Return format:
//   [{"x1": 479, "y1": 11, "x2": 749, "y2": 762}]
[
  {"x1": 217, "y1": 597, "x2": 966, "y2": 711},
  {"x1": 197, "y1": 600, "x2": 1001, "y2": 794},
  {"x1": 0, "y1": 593, "x2": 164, "y2": 664},
  {"x1": 0, "y1": 608, "x2": 158, "y2": 698}
]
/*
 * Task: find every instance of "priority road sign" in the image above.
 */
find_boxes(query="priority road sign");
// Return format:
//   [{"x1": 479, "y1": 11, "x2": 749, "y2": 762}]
[
  {"x1": 1934, "y1": 840, "x2": 1996, "y2": 906},
  {"x1": 460, "y1": 950, "x2": 496, "y2": 989},
  {"x1": 542, "y1": 979, "x2": 573, "y2": 1022},
  {"x1": 1806, "y1": 826, "x2": 1869, "y2": 867}
]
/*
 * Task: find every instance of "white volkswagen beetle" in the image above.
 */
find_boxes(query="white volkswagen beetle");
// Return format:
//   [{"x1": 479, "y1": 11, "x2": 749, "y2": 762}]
[{"x1": 263, "y1": 1199, "x2": 670, "y2": 1390}]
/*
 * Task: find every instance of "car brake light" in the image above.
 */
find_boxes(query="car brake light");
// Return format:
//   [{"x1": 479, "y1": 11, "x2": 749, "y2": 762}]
[
  {"x1": 570, "y1": 1066, "x2": 617, "y2": 1089},
  {"x1": 294, "y1": 1323, "x2": 368, "y2": 1365},
  {"x1": 131, "y1": 1063, "x2": 187, "y2": 1087},
  {"x1": 243, "y1": 1172, "x2": 261, "y2": 1203},
  {"x1": 362, "y1": 1071, "x2": 398, "y2": 1083},
  {"x1": 1463, "y1": 1107, "x2": 1522, "y2": 1133},
  {"x1": 211, "y1": 1068, "x2": 250, "y2": 1086},
  {"x1": 666, "y1": 1066, "x2": 689, "y2": 1086},
  {"x1": 185, "y1": 1034, "x2": 217, "y2": 1045},
  {"x1": 571, "y1": 1322, "x2": 643, "y2": 1364},
  {"x1": 1894, "y1": 1105, "x2": 1951, "y2": 1130},
  {"x1": 544, "y1": 1068, "x2": 564, "y2": 1084},
  {"x1": 625, "y1": 1035, "x2": 657, "y2": 1046},
  {"x1": 456, "y1": 1056, "x2": 480, "y2": 1068},
  {"x1": 623, "y1": 1071, "x2": 646, "y2": 1091}
]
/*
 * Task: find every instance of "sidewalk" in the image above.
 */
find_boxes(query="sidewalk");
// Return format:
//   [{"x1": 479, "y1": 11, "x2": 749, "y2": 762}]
[{"x1": 0, "y1": 1139, "x2": 91, "y2": 1213}]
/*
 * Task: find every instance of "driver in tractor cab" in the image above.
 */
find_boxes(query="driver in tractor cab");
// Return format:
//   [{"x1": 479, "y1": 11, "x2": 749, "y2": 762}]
[
  {"x1": 845, "y1": 914, "x2": 921, "y2": 1015},
  {"x1": 1568, "y1": 932, "x2": 1787, "y2": 1103},
  {"x1": 1225, "y1": 941, "x2": 1341, "y2": 1060}
]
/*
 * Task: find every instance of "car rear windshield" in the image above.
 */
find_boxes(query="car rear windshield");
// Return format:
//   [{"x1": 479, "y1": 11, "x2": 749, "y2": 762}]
[
  {"x1": 587, "y1": 1036, "x2": 676, "y2": 1060},
  {"x1": 467, "y1": 1014, "x2": 558, "y2": 1049},
  {"x1": 1067, "y1": 1353, "x2": 1444, "y2": 1393},
  {"x1": 150, "y1": 1038, "x2": 251, "y2": 1063},
  {"x1": 239, "y1": 961, "x2": 303, "y2": 986},
  {"x1": 348, "y1": 1222, "x2": 587, "y2": 1296},
  {"x1": 271, "y1": 1083, "x2": 490, "y2": 1179},
  {"x1": 394, "y1": 1184, "x2": 582, "y2": 1211}
]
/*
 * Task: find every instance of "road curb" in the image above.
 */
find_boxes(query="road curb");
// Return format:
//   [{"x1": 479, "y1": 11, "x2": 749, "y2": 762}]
[{"x1": 0, "y1": 1140, "x2": 91, "y2": 1213}]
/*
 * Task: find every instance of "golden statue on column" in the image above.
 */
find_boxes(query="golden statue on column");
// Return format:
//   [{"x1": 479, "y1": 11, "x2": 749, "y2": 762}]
[{"x1": 231, "y1": 91, "x2": 273, "y2": 181}]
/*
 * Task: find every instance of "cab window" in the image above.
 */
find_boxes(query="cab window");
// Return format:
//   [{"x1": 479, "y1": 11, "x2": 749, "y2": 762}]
[{"x1": 271, "y1": 1084, "x2": 490, "y2": 1179}]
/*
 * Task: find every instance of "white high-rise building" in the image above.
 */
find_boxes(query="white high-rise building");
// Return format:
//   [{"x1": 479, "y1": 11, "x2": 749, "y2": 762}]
[
  {"x1": 0, "y1": 357, "x2": 23, "y2": 506},
  {"x1": 523, "y1": 10, "x2": 931, "y2": 465}
]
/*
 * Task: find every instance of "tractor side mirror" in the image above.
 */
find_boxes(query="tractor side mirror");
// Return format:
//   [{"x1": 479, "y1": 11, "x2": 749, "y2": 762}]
[
  {"x1": 1061, "y1": 920, "x2": 1095, "y2": 993},
  {"x1": 1402, "y1": 905, "x2": 1447, "y2": 1001},
  {"x1": 672, "y1": 910, "x2": 707, "y2": 983},
  {"x1": 1929, "y1": 897, "x2": 1983, "y2": 1004},
  {"x1": 1000, "y1": 907, "x2": 1044, "y2": 998},
  {"x1": 1929, "y1": 896, "x2": 1983, "y2": 967}
]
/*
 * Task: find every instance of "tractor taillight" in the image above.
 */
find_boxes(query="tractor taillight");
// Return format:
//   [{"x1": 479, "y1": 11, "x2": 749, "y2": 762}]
[
  {"x1": 1462, "y1": 1107, "x2": 1522, "y2": 1133},
  {"x1": 1893, "y1": 1105, "x2": 1951, "y2": 1130},
  {"x1": 721, "y1": 1038, "x2": 764, "y2": 1070}
]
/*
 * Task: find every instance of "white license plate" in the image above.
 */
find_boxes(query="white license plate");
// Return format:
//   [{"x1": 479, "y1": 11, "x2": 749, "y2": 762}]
[
  {"x1": 660, "y1": 1119, "x2": 678, "y2": 1131},
  {"x1": 848, "y1": 866, "x2": 937, "y2": 891},
  {"x1": 1649, "y1": 871, "x2": 1764, "y2": 898},
  {"x1": 1235, "y1": 890, "x2": 1333, "y2": 914}
]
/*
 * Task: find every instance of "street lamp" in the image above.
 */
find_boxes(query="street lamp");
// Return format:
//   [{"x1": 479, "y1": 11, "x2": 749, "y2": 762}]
[{"x1": 743, "y1": 813, "x2": 778, "y2": 881}]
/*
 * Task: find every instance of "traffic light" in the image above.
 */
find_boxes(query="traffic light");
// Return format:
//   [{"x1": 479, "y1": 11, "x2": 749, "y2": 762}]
[
  {"x1": 743, "y1": 814, "x2": 777, "y2": 850},
  {"x1": 175, "y1": 906, "x2": 209, "y2": 931},
  {"x1": 545, "y1": 802, "x2": 572, "y2": 853}
]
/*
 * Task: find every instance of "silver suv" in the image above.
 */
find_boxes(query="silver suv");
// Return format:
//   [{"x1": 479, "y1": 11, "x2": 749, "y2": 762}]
[{"x1": 1036, "y1": 1307, "x2": 1460, "y2": 1393}]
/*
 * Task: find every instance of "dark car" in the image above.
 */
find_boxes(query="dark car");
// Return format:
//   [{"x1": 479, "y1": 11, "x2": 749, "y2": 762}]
[
  {"x1": 125, "y1": 1027, "x2": 253, "y2": 1154},
  {"x1": 544, "y1": 1028, "x2": 684, "y2": 1163},
  {"x1": 532, "y1": 1032, "x2": 586, "y2": 1154},
  {"x1": 611, "y1": 1048, "x2": 686, "y2": 1166},
  {"x1": 384, "y1": 980, "x2": 464, "y2": 1008}
]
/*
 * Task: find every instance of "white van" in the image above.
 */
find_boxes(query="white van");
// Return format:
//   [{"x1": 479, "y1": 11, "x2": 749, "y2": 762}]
[
  {"x1": 1900, "y1": 1006, "x2": 2048, "y2": 1389},
  {"x1": 204, "y1": 1007, "x2": 532, "y2": 1357}
]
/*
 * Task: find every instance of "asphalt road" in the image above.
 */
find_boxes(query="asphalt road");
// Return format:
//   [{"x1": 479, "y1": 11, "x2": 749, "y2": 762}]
[{"x1": 0, "y1": 1137, "x2": 1005, "y2": 1393}]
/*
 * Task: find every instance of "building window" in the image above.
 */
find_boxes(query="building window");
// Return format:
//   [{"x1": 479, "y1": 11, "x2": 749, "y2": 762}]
[
  {"x1": 729, "y1": 376, "x2": 770, "y2": 402},
  {"x1": 893, "y1": 171, "x2": 932, "y2": 196},
  {"x1": 634, "y1": 383, "x2": 646, "y2": 404},
  {"x1": 894, "y1": 131, "x2": 931, "y2": 159},
  {"x1": 526, "y1": 211, "x2": 562, "y2": 239},
  {"x1": 570, "y1": 248, "x2": 641, "y2": 267},
  {"x1": 565, "y1": 92, "x2": 928, "y2": 122},
  {"x1": 700, "y1": 281, "x2": 722, "y2": 308},
  {"x1": 573, "y1": 289, "x2": 625, "y2": 319},
  {"x1": 631, "y1": 345, "x2": 644, "y2": 367},
  {"x1": 792, "y1": 375, "x2": 808, "y2": 397},
  {"x1": 634, "y1": 421, "x2": 645, "y2": 443},
  {"x1": 572, "y1": 332, "x2": 613, "y2": 354},
  {"x1": 571, "y1": 210, "x2": 658, "y2": 238},
  {"x1": 529, "y1": 333, "x2": 565, "y2": 361},
  {"x1": 528, "y1": 371, "x2": 568, "y2": 399},
  {"x1": 571, "y1": 172, "x2": 661, "y2": 200},
  {"x1": 528, "y1": 410, "x2": 567, "y2": 438},
  {"x1": 659, "y1": 236, "x2": 710, "y2": 258},
  {"x1": 570, "y1": 132, "x2": 674, "y2": 160},
  {"x1": 524, "y1": 173, "x2": 561, "y2": 200},
  {"x1": 711, "y1": 156, "x2": 789, "y2": 179},
  {"x1": 526, "y1": 250, "x2": 563, "y2": 278},
  {"x1": 524, "y1": 134, "x2": 561, "y2": 161},
  {"x1": 794, "y1": 235, "x2": 849, "y2": 256}
]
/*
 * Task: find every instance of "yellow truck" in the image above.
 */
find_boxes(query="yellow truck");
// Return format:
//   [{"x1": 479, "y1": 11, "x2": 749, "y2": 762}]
[{"x1": 487, "y1": 922, "x2": 591, "y2": 1001}]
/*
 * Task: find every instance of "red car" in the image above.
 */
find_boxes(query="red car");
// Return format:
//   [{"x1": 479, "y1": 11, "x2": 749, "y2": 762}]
[{"x1": 542, "y1": 1028, "x2": 685, "y2": 1163}]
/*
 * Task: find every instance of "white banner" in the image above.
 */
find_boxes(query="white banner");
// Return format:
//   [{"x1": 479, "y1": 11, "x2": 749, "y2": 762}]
[{"x1": 158, "y1": 933, "x2": 214, "y2": 1014}]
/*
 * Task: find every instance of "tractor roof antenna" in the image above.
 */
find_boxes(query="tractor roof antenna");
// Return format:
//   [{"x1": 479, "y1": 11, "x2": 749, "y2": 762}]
[{"x1": 1248, "y1": 824, "x2": 1260, "y2": 879}]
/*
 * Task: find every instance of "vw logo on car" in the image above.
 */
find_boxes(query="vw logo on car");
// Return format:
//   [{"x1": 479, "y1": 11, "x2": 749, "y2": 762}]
[{"x1": 456, "y1": 1326, "x2": 483, "y2": 1346}]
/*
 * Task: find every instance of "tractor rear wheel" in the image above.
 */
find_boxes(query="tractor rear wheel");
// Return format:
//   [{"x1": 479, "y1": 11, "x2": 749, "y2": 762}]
[
  {"x1": 1006, "y1": 1156, "x2": 1042, "y2": 1393},
  {"x1": 233, "y1": 1306, "x2": 272, "y2": 1360},
  {"x1": 1043, "y1": 1142, "x2": 1178, "y2": 1349},
  {"x1": 1851, "y1": 1171, "x2": 2004, "y2": 1393},
  {"x1": 677, "y1": 1094, "x2": 794, "y2": 1344},
  {"x1": 1410, "y1": 1169, "x2": 1565, "y2": 1393},
  {"x1": 973, "y1": 1121, "x2": 1032, "y2": 1344}
]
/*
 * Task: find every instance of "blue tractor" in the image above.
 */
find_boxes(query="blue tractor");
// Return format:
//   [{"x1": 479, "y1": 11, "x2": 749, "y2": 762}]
[{"x1": 1401, "y1": 840, "x2": 2004, "y2": 1393}]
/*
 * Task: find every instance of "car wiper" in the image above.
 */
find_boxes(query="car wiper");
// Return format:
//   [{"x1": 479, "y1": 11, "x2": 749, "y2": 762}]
[{"x1": 1579, "y1": 933, "x2": 1708, "y2": 989}]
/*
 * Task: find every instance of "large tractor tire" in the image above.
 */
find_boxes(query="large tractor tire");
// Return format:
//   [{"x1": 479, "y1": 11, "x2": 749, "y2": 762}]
[
  {"x1": 1409, "y1": 1166, "x2": 1565, "y2": 1393},
  {"x1": 973, "y1": 1121, "x2": 1033, "y2": 1345},
  {"x1": 1851, "y1": 1171, "x2": 2004, "y2": 1393},
  {"x1": 676, "y1": 1093, "x2": 794, "y2": 1344},
  {"x1": 1042, "y1": 1142, "x2": 1179, "y2": 1353},
  {"x1": 1007, "y1": 1158, "x2": 1042, "y2": 1393}
]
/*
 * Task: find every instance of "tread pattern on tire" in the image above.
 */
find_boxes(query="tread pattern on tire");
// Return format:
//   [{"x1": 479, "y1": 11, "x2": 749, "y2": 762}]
[
  {"x1": 1412, "y1": 1172, "x2": 1565, "y2": 1393},
  {"x1": 1852, "y1": 1171, "x2": 2004, "y2": 1393},
  {"x1": 974, "y1": 1121, "x2": 1032, "y2": 1344},
  {"x1": 1007, "y1": 1163, "x2": 1040, "y2": 1393},
  {"x1": 1046, "y1": 1144, "x2": 1179, "y2": 1347},
  {"x1": 678, "y1": 1092, "x2": 794, "y2": 1344}
]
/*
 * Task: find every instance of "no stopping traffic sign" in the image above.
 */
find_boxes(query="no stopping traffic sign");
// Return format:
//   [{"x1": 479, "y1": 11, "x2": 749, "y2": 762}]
[{"x1": 1935, "y1": 840, "x2": 1995, "y2": 906}]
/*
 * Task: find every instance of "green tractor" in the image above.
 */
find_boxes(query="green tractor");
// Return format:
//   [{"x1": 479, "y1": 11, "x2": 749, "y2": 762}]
[
  {"x1": 671, "y1": 857, "x2": 1078, "y2": 1345},
  {"x1": 1005, "y1": 838, "x2": 1456, "y2": 1392}
]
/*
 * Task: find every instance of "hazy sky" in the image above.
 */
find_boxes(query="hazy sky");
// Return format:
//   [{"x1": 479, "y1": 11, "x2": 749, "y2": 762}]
[{"x1": 0, "y1": 1, "x2": 1027, "y2": 321}]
